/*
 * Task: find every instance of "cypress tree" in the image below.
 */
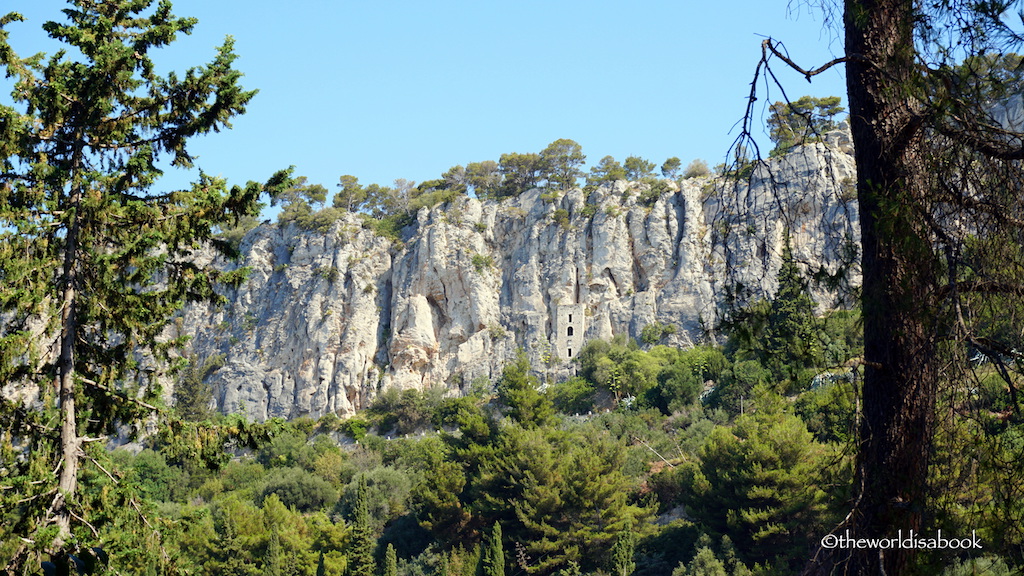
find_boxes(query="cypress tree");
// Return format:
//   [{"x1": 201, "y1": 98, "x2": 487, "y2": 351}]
[
  {"x1": 765, "y1": 229, "x2": 817, "y2": 384},
  {"x1": 266, "y1": 527, "x2": 283, "y2": 576},
  {"x1": 476, "y1": 522, "x2": 505, "y2": 576},
  {"x1": 382, "y1": 543, "x2": 397, "y2": 576},
  {"x1": 316, "y1": 552, "x2": 327, "y2": 576},
  {"x1": 347, "y1": 475, "x2": 377, "y2": 576},
  {"x1": 609, "y1": 520, "x2": 636, "y2": 576}
]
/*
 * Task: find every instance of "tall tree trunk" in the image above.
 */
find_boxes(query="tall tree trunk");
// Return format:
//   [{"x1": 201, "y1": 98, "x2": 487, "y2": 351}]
[
  {"x1": 808, "y1": 1, "x2": 939, "y2": 574},
  {"x1": 52, "y1": 147, "x2": 85, "y2": 547}
]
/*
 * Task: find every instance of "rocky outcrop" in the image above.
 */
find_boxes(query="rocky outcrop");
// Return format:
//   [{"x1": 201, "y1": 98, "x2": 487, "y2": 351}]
[{"x1": 177, "y1": 137, "x2": 858, "y2": 420}]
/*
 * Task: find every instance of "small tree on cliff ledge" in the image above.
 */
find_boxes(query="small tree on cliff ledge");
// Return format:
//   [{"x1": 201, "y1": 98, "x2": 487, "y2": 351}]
[
  {"x1": 0, "y1": 1, "x2": 280, "y2": 570},
  {"x1": 722, "y1": 1, "x2": 1024, "y2": 574}
]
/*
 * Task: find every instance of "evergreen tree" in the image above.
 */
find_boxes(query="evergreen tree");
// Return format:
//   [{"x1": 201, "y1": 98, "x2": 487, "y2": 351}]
[
  {"x1": 539, "y1": 138, "x2": 585, "y2": 191},
  {"x1": 347, "y1": 475, "x2": 377, "y2": 576},
  {"x1": 661, "y1": 157, "x2": 682, "y2": 179},
  {"x1": 610, "y1": 520, "x2": 636, "y2": 576},
  {"x1": 496, "y1": 352, "x2": 555, "y2": 428},
  {"x1": 673, "y1": 547, "x2": 726, "y2": 576},
  {"x1": 465, "y1": 160, "x2": 501, "y2": 199},
  {"x1": 317, "y1": 552, "x2": 328, "y2": 576},
  {"x1": 586, "y1": 155, "x2": 627, "y2": 190},
  {"x1": 266, "y1": 526, "x2": 284, "y2": 576},
  {"x1": 623, "y1": 156, "x2": 656, "y2": 180},
  {"x1": 764, "y1": 231, "x2": 818, "y2": 386},
  {"x1": 766, "y1": 95, "x2": 844, "y2": 156},
  {"x1": 208, "y1": 506, "x2": 261, "y2": 576},
  {"x1": 742, "y1": 7, "x2": 1024, "y2": 571},
  {"x1": 476, "y1": 522, "x2": 505, "y2": 576},
  {"x1": 497, "y1": 152, "x2": 545, "y2": 197},
  {"x1": 334, "y1": 174, "x2": 367, "y2": 212},
  {"x1": 0, "y1": 1, "x2": 272, "y2": 569},
  {"x1": 681, "y1": 408, "x2": 835, "y2": 572},
  {"x1": 383, "y1": 543, "x2": 398, "y2": 576}
]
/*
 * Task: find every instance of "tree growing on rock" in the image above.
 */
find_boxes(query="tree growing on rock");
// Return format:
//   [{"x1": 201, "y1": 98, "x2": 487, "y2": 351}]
[
  {"x1": 539, "y1": 138, "x2": 586, "y2": 191},
  {"x1": 766, "y1": 95, "x2": 844, "y2": 157}
]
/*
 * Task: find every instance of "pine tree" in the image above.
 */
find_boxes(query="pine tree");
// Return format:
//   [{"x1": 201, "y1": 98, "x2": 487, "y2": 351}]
[
  {"x1": 476, "y1": 522, "x2": 505, "y2": 576},
  {"x1": 740, "y1": 2, "x2": 1024, "y2": 572},
  {"x1": 0, "y1": 0, "x2": 275, "y2": 570},
  {"x1": 766, "y1": 95, "x2": 844, "y2": 156},
  {"x1": 496, "y1": 351, "x2": 555, "y2": 428}
]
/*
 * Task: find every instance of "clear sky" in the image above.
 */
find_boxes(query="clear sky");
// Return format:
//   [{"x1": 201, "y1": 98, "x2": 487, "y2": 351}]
[{"x1": 4, "y1": 1, "x2": 849, "y2": 204}]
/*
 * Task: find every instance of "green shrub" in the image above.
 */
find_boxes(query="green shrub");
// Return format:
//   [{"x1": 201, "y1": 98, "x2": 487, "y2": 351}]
[
  {"x1": 638, "y1": 178, "x2": 670, "y2": 207},
  {"x1": 640, "y1": 321, "x2": 677, "y2": 345},
  {"x1": 553, "y1": 208, "x2": 570, "y2": 228},
  {"x1": 340, "y1": 417, "x2": 369, "y2": 441},
  {"x1": 683, "y1": 158, "x2": 710, "y2": 179},
  {"x1": 488, "y1": 324, "x2": 508, "y2": 341},
  {"x1": 369, "y1": 388, "x2": 444, "y2": 436},
  {"x1": 471, "y1": 253, "x2": 494, "y2": 274},
  {"x1": 259, "y1": 466, "x2": 339, "y2": 512},
  {"x1": 551, "y1": 377, "x2": 596, "y2": 414}
]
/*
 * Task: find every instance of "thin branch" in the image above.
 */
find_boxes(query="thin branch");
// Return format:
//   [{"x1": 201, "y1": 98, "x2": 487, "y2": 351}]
[
  {"x1": 16, "y1": 488, "x2": 58, "y2": 506},
  {"x1": 936, "y1": 280, "x2": 1024, "y2": 300},
  {"x1": 631, "y1": 435, "x2": 675, "y2": 468},
  {"x1": 77, "y1": 376, "x2": 162, "y2": 413},
  {"x1": 966, "y1": 336, "x2": 1022, "y2": 415},
  {"x1": 85, "y1": 455, "x2": 118, "y2": 484},
  {"x1": 68, "y1": 508, "x2": 100, "y2": 539},
  {"x1": 763, "y1": 39, "x2": 852, "y2": 82},
  {"x1": 931, "y1": 115, "x2": 1024, "y2": 160}
]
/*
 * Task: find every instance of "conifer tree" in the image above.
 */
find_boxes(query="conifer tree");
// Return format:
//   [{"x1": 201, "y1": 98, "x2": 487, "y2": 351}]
[
  {"x1": 539, "y1": 138, "x2": 585, "y2": 191},
  {"x1": 764, "y1": 230, "x2": 817, "y2": 384},
  {"x1": 317, "y1": 552, "x2": 328, "y2": 576},
  {"x1": 476, "y1": 522, "x2": 505, "y2": 576},
  {"x1": 382, "y1": 543, "x2": 398, "y2": 576},
  {"x1": 266, "y1": 527, "x2": 283, "y2": 576},
  {"x1": 738, "y1": 2, "x2": 1024, "y2": 572},
  {"x1": 610, "y1": 519, "x2": 636, "y2": 576},
  {"x1": 496, "y1": 351, "x2": 555, "y2": 428},
  {"x1": 0, "y1": 0, "x2": 276, "y2": 570},
  {"x1": 347, "y1": 475, "x2": 377, "y2": 576}
]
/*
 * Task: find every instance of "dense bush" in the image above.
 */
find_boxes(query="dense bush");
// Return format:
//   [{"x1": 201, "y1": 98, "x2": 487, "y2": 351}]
[{"x1": 259, "y1": 466, "x2": 339, "y2": 512}]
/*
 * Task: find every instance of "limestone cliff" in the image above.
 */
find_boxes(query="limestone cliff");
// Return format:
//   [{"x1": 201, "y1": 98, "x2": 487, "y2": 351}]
[{"x1": 176, "y1": 137, "x2": 858, "y2": 421}]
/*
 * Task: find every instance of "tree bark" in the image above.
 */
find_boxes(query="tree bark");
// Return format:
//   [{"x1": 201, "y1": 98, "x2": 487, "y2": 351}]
[
  {"x1": 52, "y1": 144, "x2": 85, "y2": 548},
  {"x1": 807, "y1": 1, "x2": 939, "y2": 574}
]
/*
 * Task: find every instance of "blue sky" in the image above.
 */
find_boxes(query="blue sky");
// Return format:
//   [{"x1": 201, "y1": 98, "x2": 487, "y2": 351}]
[{"x1": 4, "y1": 1, "x2": 848, "y2": 204}]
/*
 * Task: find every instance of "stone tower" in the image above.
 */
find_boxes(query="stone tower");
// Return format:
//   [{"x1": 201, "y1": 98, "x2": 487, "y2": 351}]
[{"x1": 553, "y1": 303, "x2": 585, "y2": 362}]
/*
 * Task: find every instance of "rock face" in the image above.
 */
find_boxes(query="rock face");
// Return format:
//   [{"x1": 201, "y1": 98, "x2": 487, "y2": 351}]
[{"x1": 177, "y1": 138, "x2": 858, "y2": 420}]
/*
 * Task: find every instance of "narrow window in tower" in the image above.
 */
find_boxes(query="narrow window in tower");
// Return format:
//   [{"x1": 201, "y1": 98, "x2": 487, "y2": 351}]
[
  {"x1": 568, "y1": 314, "x2": 573, "y2": 323},
  {"x1": 567, "y1": 326, "x2": 574, "y2": 337},
  {"x1": 568, "y1": 348, "x2": 572, "y2": 358}
]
